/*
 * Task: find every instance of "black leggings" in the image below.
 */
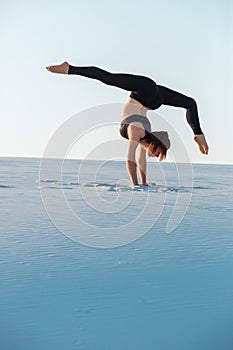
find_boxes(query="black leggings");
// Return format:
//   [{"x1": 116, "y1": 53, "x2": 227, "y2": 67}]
[{"x1": 68, "y1": 65, "x2": 203, "y2": 135}]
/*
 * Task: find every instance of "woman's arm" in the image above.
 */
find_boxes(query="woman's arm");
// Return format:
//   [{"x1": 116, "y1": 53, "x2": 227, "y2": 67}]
[
  {"x1": 126, "y1": 124, "x2": 144, "y2": 186},
  {"x1": 138, "y1": 145, "x2": 147, "y2": 185},
  {"x1": 126, "y1": 140, "x2": 139, "y2": 186}
]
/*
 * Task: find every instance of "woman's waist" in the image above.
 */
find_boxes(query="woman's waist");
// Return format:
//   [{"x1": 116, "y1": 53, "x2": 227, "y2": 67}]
[{"x1": 121, "y1": 98, "x2": 148, "y2": 120}]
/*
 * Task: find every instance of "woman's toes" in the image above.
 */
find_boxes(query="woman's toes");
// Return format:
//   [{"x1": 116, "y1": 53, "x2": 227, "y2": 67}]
[{"x1": 45, "y1": 62, "x2": 69, "y2": 74}]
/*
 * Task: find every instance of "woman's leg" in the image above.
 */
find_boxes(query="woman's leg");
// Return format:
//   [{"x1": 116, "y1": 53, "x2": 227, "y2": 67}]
[
  {"x1": 68, "y1": 65, "x2": 153, "y2": 93},
  {"x1": 158, "y1": 85, "x2": 203, "y2": 135},
  {"x1": 46, "y1": 61, "x2": 156, "y2": 101}
]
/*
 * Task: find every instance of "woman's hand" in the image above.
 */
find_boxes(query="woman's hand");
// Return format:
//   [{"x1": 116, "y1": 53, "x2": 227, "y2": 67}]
[
  {"x1": 138, "y1": 183, "x2": 156, "y2": 187},
  {"x1": 194, "y1": 134, "x2": 209, "y2": 154}
]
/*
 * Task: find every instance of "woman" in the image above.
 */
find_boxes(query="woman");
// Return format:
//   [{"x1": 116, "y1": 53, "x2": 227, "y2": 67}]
[{"x1": 46, "y1": 62, "x2": 209, "y2": 186}]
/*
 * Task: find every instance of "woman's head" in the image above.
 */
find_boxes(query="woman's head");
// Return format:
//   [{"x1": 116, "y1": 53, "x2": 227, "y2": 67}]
[{"x1": 146, "y1": 131, "x2": 171, "y2": 161}]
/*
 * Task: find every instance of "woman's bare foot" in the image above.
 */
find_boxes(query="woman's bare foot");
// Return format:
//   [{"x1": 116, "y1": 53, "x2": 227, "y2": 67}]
[
  {"x1": 194, "y1": 134, "x2": 209, "y2": 154},
  {"x1": 46, "y1": 61, "x2": 69, "y2": 74}
]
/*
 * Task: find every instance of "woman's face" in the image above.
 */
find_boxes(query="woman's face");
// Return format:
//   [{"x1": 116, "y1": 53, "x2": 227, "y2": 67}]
[{"x1": 148, "y1": 147, "x2": 161, "y2": 158}]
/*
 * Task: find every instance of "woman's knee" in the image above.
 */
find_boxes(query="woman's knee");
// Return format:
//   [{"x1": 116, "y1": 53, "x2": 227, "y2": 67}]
[{"x1": 187, "y1": 97, "x2": 197, "y2": 109}]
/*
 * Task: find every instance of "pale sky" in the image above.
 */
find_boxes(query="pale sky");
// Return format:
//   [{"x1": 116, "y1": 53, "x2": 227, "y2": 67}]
[{"x1": 1, "y1": 0, "x2": 232, "y2": 164}]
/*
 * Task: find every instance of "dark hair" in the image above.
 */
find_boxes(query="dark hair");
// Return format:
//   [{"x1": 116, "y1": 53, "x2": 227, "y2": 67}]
[{"x1": 146, "y1": 131, "x2": 170, "y2": 161}]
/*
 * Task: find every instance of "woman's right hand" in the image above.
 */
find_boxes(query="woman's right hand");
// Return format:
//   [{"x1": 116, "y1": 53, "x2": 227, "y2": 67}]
[{"x1": 194, "y1": 134, "x2": 209, "y2": 154}]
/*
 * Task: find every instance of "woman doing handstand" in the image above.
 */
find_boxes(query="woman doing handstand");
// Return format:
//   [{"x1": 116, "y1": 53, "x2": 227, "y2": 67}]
[{"x1": 46, "y1": 62, "x2": 209, "y2": 186}]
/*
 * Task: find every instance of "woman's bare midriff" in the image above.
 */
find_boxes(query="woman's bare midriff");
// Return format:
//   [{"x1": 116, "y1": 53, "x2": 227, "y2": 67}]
[{"x1": 121, "y1": 97, "x2": 149, "y2": 121}]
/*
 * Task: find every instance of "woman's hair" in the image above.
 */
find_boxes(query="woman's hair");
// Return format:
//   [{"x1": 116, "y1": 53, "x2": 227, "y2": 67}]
[{"x1": 146, "y1": 131, "x2": 171, "y2": 161}]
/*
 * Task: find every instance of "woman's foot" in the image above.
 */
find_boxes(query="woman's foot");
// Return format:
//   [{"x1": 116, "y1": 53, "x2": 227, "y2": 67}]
[
  {"x1": 194, "y1": 134, "x2": 209, "y2": 154},
  {"x1": 46, "y1": 61, "x2": 69, "y2": 74}
]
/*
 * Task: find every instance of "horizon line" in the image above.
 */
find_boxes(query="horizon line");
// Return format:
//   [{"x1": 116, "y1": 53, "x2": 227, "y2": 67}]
[{"x1": 0, "y1": 155, "x2": 232, "y2": 166}]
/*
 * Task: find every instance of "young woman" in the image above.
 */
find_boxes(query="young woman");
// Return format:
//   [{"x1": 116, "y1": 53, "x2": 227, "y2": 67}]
[{"x1": 46, "y1": 62, "x2": 209, "y2": 186}]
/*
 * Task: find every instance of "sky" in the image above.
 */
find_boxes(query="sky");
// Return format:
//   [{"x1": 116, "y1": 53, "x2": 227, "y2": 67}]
[{"x1": 0, "y1": 0, "x2": 232, "y2": 164}]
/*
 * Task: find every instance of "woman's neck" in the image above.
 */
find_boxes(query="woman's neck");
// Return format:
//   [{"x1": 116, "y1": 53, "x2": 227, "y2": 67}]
[{"x1": 139, "y1": 139, "x2": 150, "y2": 149}]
